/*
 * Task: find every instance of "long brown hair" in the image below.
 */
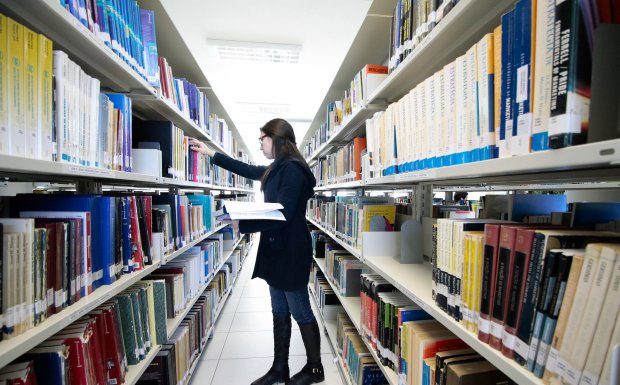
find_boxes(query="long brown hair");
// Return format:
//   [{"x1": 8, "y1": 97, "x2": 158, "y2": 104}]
[{"x1": 259, "y1": 118, "x2": 309, "y2": 188}]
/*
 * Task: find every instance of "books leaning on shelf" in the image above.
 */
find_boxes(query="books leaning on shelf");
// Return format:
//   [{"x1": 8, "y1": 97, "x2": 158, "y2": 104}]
[
  {"x1": 2, "y1": 281, "x2": 167, "y2": 385},
  {"x1": 312, "y1": 137, "x2": 367, "y2": 186},
  {"x1": 388, "y1": 0, "x2": 456, "y2": 73},
  {"x1": 59, "y1": 0, "x2": 159, "y2": 86},
  {"x1": 366, "y1": 0, "x2": 619, "y2": 180},
  {"x1": 302, "y1": 64, "x2": 387, "y2": 159}
]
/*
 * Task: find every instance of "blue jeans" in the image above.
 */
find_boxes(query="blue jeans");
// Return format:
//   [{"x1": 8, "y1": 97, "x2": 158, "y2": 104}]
[{"x1": 269, "y1": 285, "x2": 316, "y2": 325}]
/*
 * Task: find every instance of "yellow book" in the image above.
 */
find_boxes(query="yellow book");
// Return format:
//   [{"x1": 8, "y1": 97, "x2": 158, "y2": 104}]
[
  {"x1": 363, "y1": 205, "x2": 396, "y2": 232},
  {"x1": 37, "y1": 34, "x2": 53, "y2": 161},
  {"x1": 8, "y1": 18, "x2": 25, "y2": 156},
  {"x1": 469, "y1": 232, "x2": 485, "y2": 333},
  {"x1": 24, "y1": 27, "x2": 37, "y2": 159},
  {"x1": 461, "y1": 234, "x2": 472, "y2": 329},
  {"x1": 144, "y1": 281, "x2": 158, "y2": 345},
  {"x1": 0, "y1": 15, "x2": 8, "y2": 155}
]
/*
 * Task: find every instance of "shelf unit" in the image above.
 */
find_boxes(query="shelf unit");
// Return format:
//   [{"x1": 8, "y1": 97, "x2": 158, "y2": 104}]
[
  {"x1": 315, "y1": 180, "x2": 365, "y2": 192},
  {"x1": 0, "y1": 0, "x2": 250, "y2": 156},
  {"x1": 307, "y1": 217, "x2": 362, "y2": 260},
  {"x1": 124, "y1": 345, "x2": 163, "y2": 385},
  {"x1": 311, "y1": 257, "x2": 399, "y2": 385},
  {"x1": 0, "y1": 261, "x2": 160, "y2": 368},
  {"x1": 166, "y1": 234, "x2": 247, "y2": 338}
]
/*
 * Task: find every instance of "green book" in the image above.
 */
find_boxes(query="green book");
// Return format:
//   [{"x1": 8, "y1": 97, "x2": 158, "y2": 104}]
[{"x1": 117, "y1": 293, "x2": 139, "y2": 365}]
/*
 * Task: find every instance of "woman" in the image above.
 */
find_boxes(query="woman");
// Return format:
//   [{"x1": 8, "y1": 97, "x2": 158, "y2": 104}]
[{"x1": 190, "y1": 118, "x2": 321, "y2": 385}]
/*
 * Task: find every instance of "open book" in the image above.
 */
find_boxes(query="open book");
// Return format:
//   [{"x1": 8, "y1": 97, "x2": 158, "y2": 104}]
[{"x1": 216, "y1": 200, "x2": 286, "y2": 221}]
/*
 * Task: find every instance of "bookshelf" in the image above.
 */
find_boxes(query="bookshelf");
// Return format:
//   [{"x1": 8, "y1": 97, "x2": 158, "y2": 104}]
[
  {"x1": 163, "y1": 223, "x2": 228, "y2": 264},
  {"x1": 124, "y1": 345, "x2": 164, "y2": 385},
  {"x1": 0, "y1": 261, "x2": 161, "y2": 368},
  {"x1": 303, "y1": 1, "x2": 620, "y2": 385},
  {"x1": 311, "y1": 257, "x2": 399, "y2": 385}
]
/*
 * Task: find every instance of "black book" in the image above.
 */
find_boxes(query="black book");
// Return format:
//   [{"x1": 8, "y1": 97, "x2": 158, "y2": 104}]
[
  {"x1": 132, "y1": 120, "x2": 177, "y2": 178},
  {"x1": 136, "y1": 198, "x2": 152, "y2": 265}
]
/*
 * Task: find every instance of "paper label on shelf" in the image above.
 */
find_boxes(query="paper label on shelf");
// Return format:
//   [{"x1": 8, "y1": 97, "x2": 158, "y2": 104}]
[
  {"x1": 536, "y1": 341, "x2": 551, "y2": 366},
  {"x1": 34, "y1": 300, "x2": 44, "y2": 315},
  {"x1": 516, "y1": 64, "x2": 530, "y2": 103},
  {"x1": 47, "y1": 289, "x2": 54, "y2": 308},
  {"x1": 76, "y1": 275, "x2": 81, "y2": 294},
  {"x1": 546, "y1": 348, "x2": 560, "y2": 374},
  {"x1": 5, "y1": 306, "x2": 15, "y2": 328},
  {"x1": 63, "y1": 291, "x2": 68, "y2": 304},
  {"x1": 502, "y1": 332, "x2": 516, "y2": 350},
  {"x1": 110, "y1": 265, "x2": 116, "y2": 279},
  {"x1": 565, "y1": 365, "x2": 582, "y2": 385},
  {"x1": 63, "y1": 164, "x2": 113, "y2": 177},
  {"x1": 478, "y1": 318, "x2": 491, "y2": 334},
  {"x1": 514, "y1": 337, "x2": 530, "y2": 359},
  {"x1": 55, "y1": 290, "x2": 63, "y2": 307},
  {"x1": 580, "y1": 371, "x2": 599, "y2": 385},
  {"x1": 490, "y1": 321, "x2": 503, "y2": 339},
  {"x1": 528, "y1": 338, "x2": 540, "y2": 362}
]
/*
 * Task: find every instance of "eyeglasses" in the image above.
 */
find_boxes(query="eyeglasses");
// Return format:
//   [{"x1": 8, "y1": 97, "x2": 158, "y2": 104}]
[{"x1": 258, "y1": 135, "x2": 268, "y2": 144}]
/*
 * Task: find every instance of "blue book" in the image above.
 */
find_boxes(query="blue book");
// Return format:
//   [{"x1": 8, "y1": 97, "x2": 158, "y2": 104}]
[
  {"x1": 77, "y1": 0, "x2": 89, "y2": 27},
  {"x1": 140, "y1": 9, "x2": 160, "y2": 87},
  {"x1": 25, "y1": 345, "x2": 70, "y2": 385},
  {"x1": 106, "y1": 93, "x2": 132, "y2": 172},
  {"x1": 96, "y1": 0, "x2": 111, "y2": 47},
  {"x1": 14, "y1": 194, "x2": 110, "y2": 290},
  {"x1": 571, "y1": 202, "x2": 620, "y2": 227},
  {"x1": 120, "y1": 197, "x2": 133, "y2": 272},
  {"x1": 499, "y1": 10, "x2": 515, "y2": 157},
  {"x1": 509, "y1": 194, "x2": 567, "y2": 222},
  {"x1": 511, "y1": 0, "x2": 534, "y2": 156},
  {"x1": 99, "y1": 196, "x2": 118, "y2": 284},
  {"x1": 105, "y1": 0, "x2": 120, "y2": 56}
]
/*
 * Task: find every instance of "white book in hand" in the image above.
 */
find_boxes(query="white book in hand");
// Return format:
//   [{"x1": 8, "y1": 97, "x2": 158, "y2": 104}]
[{"x1": 222, "y1": 201, "x2": 285, "y2": 221}]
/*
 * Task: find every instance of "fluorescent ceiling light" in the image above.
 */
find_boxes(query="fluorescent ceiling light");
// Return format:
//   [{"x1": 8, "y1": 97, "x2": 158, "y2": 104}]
[{"x1": 207, "y1": 39, "x2": 302, "y2": 64}]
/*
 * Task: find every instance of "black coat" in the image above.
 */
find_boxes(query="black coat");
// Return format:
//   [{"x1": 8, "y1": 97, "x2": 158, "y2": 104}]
[{"x1": 211, "y1": 152, "x2": 316, "y2": 291}]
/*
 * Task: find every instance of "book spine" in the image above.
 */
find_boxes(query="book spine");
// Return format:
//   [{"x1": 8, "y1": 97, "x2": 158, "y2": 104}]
[
  {"x1": 548, "y1": 0, "x2": 589, "y2": 149},
  {"x1": 477, "y1": 33, "x2": 495, "y2": 161},
  {"x1": 531, "y1": 0, "x2": 555, "y2": 151},
  {"x1": 478, "y1": 224, "x2": 500, "y2": 342},
  {"x1": 510, "y1": 0, "x2": 535, "y2": 156},
  {"x1": 490, "y1": 227, "x2": 517, "y2": 350},
  {"x1": 493, "y1": 25, "x2": 502, "y2": 159},
  {"x1": 8, "y1": 19, "x2": 25, "y2": 157},
  {"x1": 498, "y1": 10, "x2": 515, "y2": 158}
]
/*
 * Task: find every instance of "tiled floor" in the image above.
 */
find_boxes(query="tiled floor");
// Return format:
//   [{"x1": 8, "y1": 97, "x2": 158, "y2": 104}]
[{"x1": 189, "y1": 242, "x2": 346, "y2": 385}]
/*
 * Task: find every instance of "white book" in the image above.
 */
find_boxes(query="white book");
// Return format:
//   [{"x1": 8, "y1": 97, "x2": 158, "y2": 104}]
[
  {"x1": 418, "y1": 82, "x2": 427, "y2": 167},
  {"x1": 564, "y1": 244, "x2": 620, "y2": 385},
  {"x1": 579, "y1": 247, "x2": 620, "y2": 385},
  {"x1": 90, "y1": 77, "x2": 100, "y2": 167},
  {"x1": 444, "y1": 62, "x2": 457, "y2": 162},
  {"x1": 466, "y1": 45, "x2": 479, "y2": 160},
  {"x1": 436, "y1": 69, "x2": 448, "y2": 166},
  {"x1": 427, "y1": 75, "x2": 437, "y2": 166},
  {"x1": 553, "y1": 243, "x2": 603, "y2": 382},
  {"x1": 476, "y1": 34, "x2": 495, "y2": 160},
  {"x1": 2, "y1": 233, "x2": 16, "y2": 337},
  {"x1": 413, "y1": 85, "x2": 422, "y2": 168},
  {"x1": 0, "y1": 218, "x2": 34, "y2": 334},
  {"x1": 455, "y1": 55, "x2": 468, "y2": 163},
  {"x1": 597, "y1": 316, "x2": 620, "y2": 385},
  {"x1": 38, "y1": 35, "x2": 53, "y2": 161}
]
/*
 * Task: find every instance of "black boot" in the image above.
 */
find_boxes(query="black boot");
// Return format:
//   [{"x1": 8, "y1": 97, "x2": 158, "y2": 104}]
[
  {"x1": 287, "y1": 322, "x2": 324, "y2": 385},
  {"x1": 251, "y1": 313, "x2": 292, "y2": 385}
]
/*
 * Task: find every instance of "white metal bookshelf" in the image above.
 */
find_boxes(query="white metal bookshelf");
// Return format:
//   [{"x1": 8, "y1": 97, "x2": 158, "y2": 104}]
[
  {"x1": 0, "y1": 261, "x2": 160, "y2": 368},
  {"x1": 315, "y1": 180, "x2": 365, "y2": 192},
  {"x1": 0, "y1": 0, "x2": 249, "y2": 155},
  {"x1": 311, "y1": 257, "x2": 399, "y2": 385},
  {"x1": 165, "y1": 234, "x2": 247, "y2": 338},
  {"x1": 307, "y1": 217, "x2": 362, "y2": 260}
]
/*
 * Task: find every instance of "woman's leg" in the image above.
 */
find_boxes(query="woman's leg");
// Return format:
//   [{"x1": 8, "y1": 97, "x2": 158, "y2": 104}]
[
  {"x1": 285, "y1": 287, "x2": 324, "y2": 385},
  {"x1": 250, "y1": 285, "x2": 292, "y2": 385}
]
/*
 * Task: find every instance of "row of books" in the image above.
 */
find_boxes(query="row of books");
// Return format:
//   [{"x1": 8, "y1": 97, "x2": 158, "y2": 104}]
[
  {"x1": 301, "y1": 65, "x2": 388, "y2": 160},
  {"x1": 0, "y1": 192, "x2": 223, "y2": 340},
  {"x1": 368, "y1": 0, "x2": 617, "y2": 179},
  {"x1": 311, "y1": 230, "x2": 364, "y2": 297},
  {"x1": 138, "y1": 287, "x2": 218, "y2": 385},
  {"x1": 431, "y1": 219, "x2": 620, "y2": 384},
  {"x1": 335, "y1": 313, "x2": 388, "y2": 385},
  {"x1": 1, "y1": 280, "x2": 167, "y2": 385},
  {"x1": 157, "y1": 57, "x2": 211, "y2": 131},
  {"x1": 59, "y1": 0, "x2": 159, "y2": 86},
  {"x1": 359, "y1": 274, "x2": 515, "y2": 385},
  {"x1": 311, "y1": 137, "x2": 367, "y2": 186},
  {"x1": 307, "y1": 196, "x2": 397, "y2": 251},
  {"x1": 388, "y1": 0, "x2": 457, "y2": 72}
]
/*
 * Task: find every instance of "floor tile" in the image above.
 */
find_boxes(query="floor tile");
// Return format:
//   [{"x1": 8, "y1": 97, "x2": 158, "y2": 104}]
[
  {"x1": 201, "y1": 331, "x2": 228, "y2": 360},
  {"x1": 209, "y1": 357, "x2": 274, "y2": 385},
  {"x1": 214, "y1": 312, "x2": 234, "y2": 333},
  {"x1": 220, "y1": 296, "x2": 241, "y2": 314},
  {"x1": 188, "y1": 359, "x2": 218, "y2": 385},
  {"x1": 241, "y1": 283, "x2": 271, "y2": 298},
  {"x1": 229, "y1": 311, "x2": 300, "y2": 332},
  {"x1": 235, "y1": 296, "x2": 272, "y2": 313}
]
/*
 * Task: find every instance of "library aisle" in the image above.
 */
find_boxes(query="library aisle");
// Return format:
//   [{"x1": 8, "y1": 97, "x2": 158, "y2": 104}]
[{"x1": 190, "y1": 242, "x2": 345, "y2": 385}]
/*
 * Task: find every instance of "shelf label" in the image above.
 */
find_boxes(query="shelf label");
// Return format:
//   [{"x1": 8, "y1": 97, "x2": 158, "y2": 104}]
[
  {"x1": 63, "y1": 164, "x2": 113, "y2": 177},
  {"x1": 513, "y1": 338, "x2": 530, "y2": 359},
  {"x1": 490, "y1": 321, "x2": 503, "y2": 339}
]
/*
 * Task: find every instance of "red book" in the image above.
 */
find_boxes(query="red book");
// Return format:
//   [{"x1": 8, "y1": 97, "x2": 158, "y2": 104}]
[
  {"x1": 353, "y1": 137, "x2": 367, "y2": 180},
  {"x1": 100, "y1": 301, "x2": 127, "y2": 383},
  {"x1": 489, "y1": 226, "x2": 518, "y2": 350},
  {"x1": 129, "y1": 197, "x2": 145, "y2": 270},
  {"x1": 84, "y1": 211, "x2": 92, "y2": 296},
  {"x1": 141, "y1": 196, "x2": 153, "y2": 248},
  {"x1": 501, "y1": 228, "x2": 536, "y2": 358},
  {"x1": 0, "y1": 361, "x2": 38, "y2": 385},
  {"x1": 66, "y1": 318, "x2": 107, "y2": 385},
  {"x1": 478, "y1": 224, "x2": 501, "y2": 343},
  {"x1": 42, "y1": 328, "x2": 97, "y2": 385},
  {"x1": 180, "y1": 204, "x2": 187, "y2": 245}
]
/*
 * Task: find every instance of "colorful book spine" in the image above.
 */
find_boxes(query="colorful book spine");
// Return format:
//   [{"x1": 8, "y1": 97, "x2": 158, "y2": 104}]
[
  {"x1": 8, "y1": 18, "x2": 25, "y2": 157},
  {"x1": 498, "y1": 10, "x2": 515, "y2": 158},
  {"x1": 477, "y1": 33, "x2": 496, "y2": 161}
]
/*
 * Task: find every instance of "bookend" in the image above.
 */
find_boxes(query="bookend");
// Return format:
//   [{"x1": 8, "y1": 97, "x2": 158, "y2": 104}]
[{"x1": 399, "y1": 219, "x2": 424, "y2": 264}]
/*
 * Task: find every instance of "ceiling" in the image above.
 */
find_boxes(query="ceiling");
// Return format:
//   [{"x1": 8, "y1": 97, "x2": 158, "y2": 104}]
[{"x1": 159, "y1": 0, "x2": 372, "y2": 164}]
